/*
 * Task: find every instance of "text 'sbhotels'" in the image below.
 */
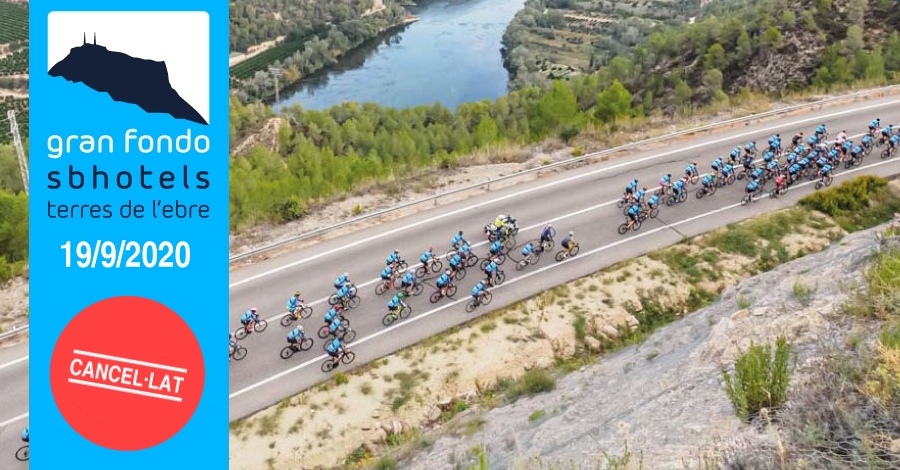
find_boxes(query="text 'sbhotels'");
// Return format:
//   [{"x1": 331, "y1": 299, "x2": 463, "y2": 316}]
[{"x1": 68, "y1": 350, "x2": 186, "y2": 402}]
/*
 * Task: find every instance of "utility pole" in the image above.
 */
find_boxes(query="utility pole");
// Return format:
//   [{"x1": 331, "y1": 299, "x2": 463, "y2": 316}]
[
  {"x1": 7, "y1": 110, "x2": 28, "y2": 195},
  {"x1": 269, "y1": 67, "x2": 282, "y2": 102}
]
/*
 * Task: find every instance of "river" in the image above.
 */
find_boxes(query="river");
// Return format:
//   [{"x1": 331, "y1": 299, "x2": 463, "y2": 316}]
[{"x1": 273, "y1": 0, "x2": 526, "y2": 112}]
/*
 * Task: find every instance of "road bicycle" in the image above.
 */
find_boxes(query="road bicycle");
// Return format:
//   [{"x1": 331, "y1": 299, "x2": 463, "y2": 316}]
[
  {"x1": 555, "y1": 243, "x2": 580, "y2": 262},
  {"x1": 741, "y1": 188, "x2": 763, "y2": 206},
  {"x1": 401, "y1": 280, "x2": 424, "y2": 297},
  {"x1": 229, "y1": 344, "x2": 247, "y2": 361},
  {"x1": 327, "y1": 284, "x2": 358, "y2": 305},
  {"x1": 881, "y1": 144, "x2": 897, "y2": 160},
  {"x1": 280, "y1": 304, "x2": 313, "y2": 327},
  {"x1": 450, "y1": 265, "x2": 467, "y2": 281},
  {"x1": 279, "y1": 336, "x2": 314, "y2": 359},
  {"x1": 235, "y1": 316, "x2": 268, "y2": 340},
  {"x1": 415, "y1": 257, "x2": 444, "y2": 278},
  {"x1": 844, "y1": 153, "x2": 864, "y2": 169},
  {"x1": 716, "y1": 173, "x2": 736, "y2": 187},
  {"x1": 375, "y1": 276, "x2": 399, "y2": 296},
  {"x1": 480, "y1": 252, "x2": 506, "y2": 269},
  {"x1": 321, "y1": 350, "x2": 356, "y2": 373},
  {"x1": 317, "y1": 318, "x2": 350, "y2": 338},
  {"x1": 814, "y1": 173, "x2": 834, "y2": 190},
  {"x1": 485, "y1": 269, "x2": 506, "y2": 287},
  {"x1": 465, "y1": 290, "x2": 493, "y2": 313},
  {"x1": 16, "y1": 444, "x2": 28, "y2": 461},
  {"x1": 516, "y1": 251, "x2": 541, "y2": 270},
  {"x1": 695, "y1": 184, "x2": 716, "y2": 199},
  {"x1": 328, "y1": 293, "x2": 361, "y2": 309},
  {"x1": 666, "y1": 190, "x2": 687, "y2": 206},
  {"x1": 382, "y1": 303, "x2": 412, "y2": 326},
  {"x1": 321, "y1": 327, "x2": 357, "y2": 350},
  {"x1": 769, "y1": 184, "x2": 788, "y2": 199},
  {"x1": 429, "y1": 284, "x2": 458, "y2": 303},
  {"x1": 617, "y1": 217, "x2": 642, "y2": 235}
]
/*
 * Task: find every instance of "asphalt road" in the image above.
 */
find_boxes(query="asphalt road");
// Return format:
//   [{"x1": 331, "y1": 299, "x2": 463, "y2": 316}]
[{"x1": 2, "y1": 95, "x2": 900, "y2": 462}]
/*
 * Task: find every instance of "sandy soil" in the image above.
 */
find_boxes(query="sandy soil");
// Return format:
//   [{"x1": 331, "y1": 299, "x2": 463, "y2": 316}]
[{"x1": 228, "y1": 210, "x2": 844, "y2": 470}]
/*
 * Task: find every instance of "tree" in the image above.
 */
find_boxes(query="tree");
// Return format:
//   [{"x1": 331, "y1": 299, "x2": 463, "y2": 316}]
[
  {"x1": 594, "y1": 80, "x2": 633, "y2": 123},
  {"x1": 529, "y1": 80, "x2": 578, "y2": 137},
  {"x1": 736, "y1": 30, "x2": 752, "y2": 61},
  {"x1": 781, "y1": 11, "x2": 796, "y2": 28},
  {"x1": 761, "y1": 27, "x2": 784, "y2": 50},
  {"x1": 844, "y1": 25, "x2": 865, "y2": 56},
  {"x1": 673, "y1": 80, "x2": 693, "y2": 112},
  {"x1": 884, "y1": 31, "x2": 900, "y2": 72},
  {"x1": 704, "y1": 43, "x2": 727, "y2": 70},
  {"x1": 846, "y1": 0, "x2": 866, "y2": 28},
  {"x1": 702, "y1": 68, "x2": 724, "y2": 95}
]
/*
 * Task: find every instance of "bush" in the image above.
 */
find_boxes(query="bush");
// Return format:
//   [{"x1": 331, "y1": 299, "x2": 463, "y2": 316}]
[
  {"x1": 722, "y1": 335, "x2": 792, "y2": 421},
  {"x1": 504, "y1": 369, "x2": 557, "y2": 401},
  {"x1": 865, "y1": 249, "x2": 900, "y2": 316},
  {"x1": 799, "y1": 175, "x2": 900, "y2": 232}
]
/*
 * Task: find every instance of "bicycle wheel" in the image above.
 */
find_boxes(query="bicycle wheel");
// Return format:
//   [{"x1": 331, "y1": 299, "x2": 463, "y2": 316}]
[
  {"x1": 544, "y1": 239, "x2": 555, "y2": 251},
  {"x1": 455, "y1": 267, "x2": 467, "y2": 281},
  {"x1": 348, "y1": 296, "x2": 361, "y2": 309},
  {"x1": 375, "y1": 282, "x2": 387, "y2": 296},
  {"x1": 494, "y1": 270, "x2": 506, "y2": 284},
  {"x1": 496, "y1": 253, "x2": 506, "y2": 264},
  {"x1": 741, "y1": 195, "x2": 750, "y2": 206},
  {"x1": 280, "y1": 314, "x2": 296, "y2": 327},
  {"x1": 737, "y1": 171, "x2": 746, "y2": 180},
  {"x1": 328, "y1": 294, "x2": 340, "y2": 305},
  {"x1": 649, "y1": 207, "x2": 659, "y2": 218},
  {"x1": 340, "y1": 318, "x2": 350, "y2": 329},
  {"x1": 632, "y1": 220, "x2": 642, "y2": 232},
  {"x1": 617, "y1": 222, "x2": 630, "y2": 234},
  {"x1": 341, "y1": 351, "x2": 356, "y2": 365},
  {"x1": 317, "y1": 325, "x2": 330, "y2": 339},
  {"x1": 689, "y1": 174, "x2": 699, "y2": 185},
  {"x1": 348, "y1": 285, "x2": 359, "y2": 297},
  {"x1": 696, "y1": 188, "x2": 706, "y2": 199},
  {"x1": 555, "y1": 250, "x2": 566, "y2": 262},
  {"x1": 465, "y1": 254, "x2": 478, "y2": 268},
  {"x1": 516, "y1": 259, "x2": 528, "y2": 271},
  {"x1": 825, "y1": 176, "x2": 833, "y2": 187},
  {"x1": 343, "y1": 329, "x2": 357, "y2": 343},
  {"x1": 503, "y1": 236, "x2": 516, "y2": 250},
  {"x1": 299, "y1": 337, "x2": 313, "y2": 351},
  {"x1": 570, "y1": 245, "x2": 580, "y2": 256},
  {"x1": 411, "y1": 283, "x2": 424, "y2": 296},
  {"x1": 678, "y1": 191, "x2": 687, "y2": 203},
  {"x1": 299, "y1": 306, "x2": 313, "y2": 319},
  {"x1": 465, "y1": 300, "x2": 478, "y2": 313},
  {"x1": 446, "y1": 248, "x2": 457, "y2": 259},
  {"x1": 727, "y1": 174, "x2": 735, "y2": 185},
  {"x1": 431, "y1": 259, "x2": 444, "y2": 273},
  {"x1": 253, "y1": 319, "x2": 268, "y2": 333},
  {"x1": 480, "y1": 258, "x2": 490, "y2": 270},
  {"x1": 430, "y1": 291, "x2": 442, "y2": 303},
  {"x1": 616, "y1": 197, "x2": 627, "y2": 208},
  {"x1": 232, "y1": 346, "x2": 247, "y2": 361},
  {"x1": 397, "y1": 260, "x2": 409, "y2": 271},
  {"x1": 666, "y1": 195, "x2": 676, "y2": 206},
  {"x1": 447, "y1": 284, "x2": 458, "y2": 297},
  {"x1": 415, "y1": 266, "x2": 427, "y2": 278},
  {"x1": 531, "y1": 252, "x2": 541, "y2": 264},
  {"x1": 234, "y1": 326, "x2": 249, "y2": 340},
  {"x1": 382, "y1": 313, "x2": 396, "y2": 326},
  {"x1": 321, "y1": 358, "x2": 337, "y2": 373},
  {"x1": 280, "y1": 346, "x2": 295, "y2": 360},
  {"x1": 399, "y1": 305, "x2": 412, "y2": 319},
  {"x1": 15, "y1": 445, "x2": 28, "y2": 461},
  {"x1": 482, "y1": 291, "x2": 493, "y2": 305},
  {"x1": 815, "y1": 180, "x2": 823, "y2": 190}
]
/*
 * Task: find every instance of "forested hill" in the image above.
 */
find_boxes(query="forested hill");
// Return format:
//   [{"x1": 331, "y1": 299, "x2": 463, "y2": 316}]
[{"x1": 505, "y1": 0, "x2": 900, "y2": 111}]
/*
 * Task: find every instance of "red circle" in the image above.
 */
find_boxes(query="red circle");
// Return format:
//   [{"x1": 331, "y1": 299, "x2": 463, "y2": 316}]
[{"x1": 50, "y1": 296, "x2": 205, "y2": 451}]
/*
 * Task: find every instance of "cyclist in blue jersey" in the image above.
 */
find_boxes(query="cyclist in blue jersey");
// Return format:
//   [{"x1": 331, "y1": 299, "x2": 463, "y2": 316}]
[
  {"x1": 765, "y1": 160, "x2": 779, "y2": 176},
  {"x1": 521, "y1": 242, "x2": 535, "y2": 260},
  {"x1": 624, "y1": 179, "x2": 638, "y2": 197},
  {"x1": 763, "y1": 151, "x2": 775, "y2": 163},
  {"x1": 890, "y1": 134, "x2": 900, "y2": 149},
  {"x1": 458, "y1": 243, "x2": 474, "y2": 263},
  {"x1": 327, "y1": 316, "x2": 348, "y2": 338},
  {"x1": 449, "y1": 253, "x2": 464, "y2": 275},
  {"x1": 807, "y1": 135, "x2": 819, "y2": 146},
  {"x1": 685, "y1": 161, "x2": 699, "y2": 179},
  {"x1": 750, "y1": 167, "x2": 765, "y2": 181},
  {"x1": 841, "y1": 140, "x2": 853, "y2": 155},
  {"x1": 385, "y1": 250, "x2": 401, "y2": 267},
  {"x1": 869, "y1": 118, "x2": 881, "y2": 132},
  {"x1": 335, "y1": 284, "x2": 352, "y2": 303},
  {"x1": 815, "y1": 124, "x2": 827, "y2": 137},
  {"x1": 420, "y1": 247, "x2": 435, "y2": 265},
  {"x1": 862, "y1": 134, "x2": 874, "y2": 147},
  {"x1": 334, "y1": 272, "x2": 351, "y2": 289},
  {"x1": 721, "y1": 163, "x2": 734, "y2": 180},
  {"x1": 672, "y1": 178, "x2": 686, "y2": 197},
  {"x1": 323, "y1": 304, "x2": 344, "y2": 326},
  {"x1": 287, "y1": 325, "x2": 306, "y2": 346},
  {"x1": 785, "y1": 152, "x2": 798, "y2": 165},
  {"x1": 386, "y1": 292, "x2": 407, "y2": 318},
  {"x1": 796, "y1": 143, "x2": 807, "y2": 155},
  {"x1": 451, "y1": 231, "x2": 467, "y2": 250},
  {"x1": 21, "y1": 426, "x2": 28, "y2": 443},
  {"x1": 701, "y1": 173, "x2": 715, "y2": 189},
  {"x1": 489, "y1": 239, "x2": 504, "y2": 259},
  {"x1": 286, "y1": 291, "x2": 305, "y2": 316},
  {"x1": 788, "y1": 163, "x2": 802, "y2": 183},
  {"x1": 483, "y1": 260, "x2": 502, "y2": 284},
  {"x1": 745, "y1": 179, "x2": 760, "y2": 197},
  {"x1": 646, "y1": 193, "x2": 660, "y2": 210},
  {"x1": 819, "y1": 163, "x2": 833, "y2": 178},
  {"x1": 325, "y1": 337, "x2": 347, "y2": 367},
  {"x1": 627, "y1": 203, "x2": 641, "y2": 223},
  {"x1": 882, "y1": 125, "x2": 894, "y2": 140},
  {"x1": 828, "y1": 148, "x2": 840, "y2": 162},
  {"x1": 229, "y1": 333, "x2": 238, "y2": 356},
  {"x1": 850, "y1": 145, "x2": 864, "y2": 161},
  {"x1": 815, "y1": 155, "x2": 829, "y2": 170},
  {"x1": 768, "y1": 134, "x2": 781, "y2": 152},
  {"x1": 633, "y1": 187, "x2": 646, "y2": 204},
  {"x1": 471, "y1": 281, "x2": 487, "y2": 302},
  {"x1": 436, "y1": 269, "x2": 453, "y2": 296},
  {"x1": 240, "y1": 308, "x2": 260, "y2": 332},
  {"x1": 400, "y1": 271, "x2": 417, "y2": 294},
  {"x1": 744, "y1": 141, "x2": 757, "y2": 157},
  {"x1": 729, "y1": 147, "x2": 742, "y2": 163},
  {"x1": 658, "y1": 173, "x2": 673, "y2": 192},
  {"x1": 380, "y1": 265, "x2": 394, "y2": 283},
  {"x1": 711, "y1": 156, "x2": 724, "y2": 172}
]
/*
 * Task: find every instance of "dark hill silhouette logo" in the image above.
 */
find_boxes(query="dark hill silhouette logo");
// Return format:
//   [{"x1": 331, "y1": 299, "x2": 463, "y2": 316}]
[{"x1": 48, "y1": 33, "x2": 208, "y2": 125}]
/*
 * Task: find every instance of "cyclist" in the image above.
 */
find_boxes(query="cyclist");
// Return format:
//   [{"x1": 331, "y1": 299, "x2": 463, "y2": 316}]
[
  {"x1": 401, "y1": 271, "x2": 419, "y2": 295},
  {"x1": 420, "y1": 247, "x2": 435, "y2": 268},
  {"x1": 850, "y1": 144, "x2": 864, "y2": 162},
  {"x1": 229, "y1": 333, "x2": 238, "y2": 356},
  {"x1": 561, "y1": 231, "x2": 576, "y2": 255},
  {"x1": 335, "y1": 283, "x2": 353, "y2": 304},
  {"x1": 436, "y1": 269, "x2": 454, "y2": 296},
  {"x1": 521, "y1": 242, "x2": 536, "y2": 262},
  {"x1": 700, "y1": 173, "x2": 715, "y2": 191},
  {"x1": 750, "y1": 167, "x2": 765, "y2": 182},
  {"x1": 815, "y1": 154, "x2": 829, "y2": 171},
  {"x1": 741, "y1": 154, "x2": 755, "y2": 173},
  {"x1": 385, "y1": 249, "x2": 401, "y2": 267},
  {"x1": 450, "y1": 231, "x2": 467, "y2": 250},
  {"x1": 807, "y1": 134, "x2": 819, "y2": 147},
  {"x1": 325, "y1": 336, "x2": 347, "y2": 367},
  {"x1": 774, "y1": 174, "x2": 787, "y2": 192},
  {"x1": 815, "y1": 124, "x2": 827, "y2": 138},
  {"x1": 828, "y1": 147, "x2": 841, "y2": 164},
  {"x1": 458, "y1": 242, "x2": 474, "y2": 262},
  {"x1": 21, "y1": 426, "x2": 28, "y2": 443},
  {"x1": 728, "y1": 146, "x2": 742, "y2": 164},
  {"x1": 684, "y1": 161, "x2": 699, "y2": 180},
  {"x1": 763, "y1": 150, "x2": 776, "y2": 164},
  {"x1": 785, "y1": 152, "x2": 798, "y2": 166},
  {"x1": 380, "y1": 265, "x2": 394, "y2": 287},
  {"x1": 488, "y1": 239, "x2": 504, "y2": 259},
  {"x1": 646, "y1": 192, "x2": 660, "y2": 211},
  {"x1": 720, "y1": 162, "x2": 734, "y2": 181},
  {"x1": 659, "y1": 173, "x2": 673, "y2": 193},
  {"x1": 624, "y1": 179, "x2": 639, "y2": 198},
  {"x1": 791, "y1": 132, "x2": 804, "y2": 147},
  {"x1": 448, "y1": 253, "x2": 465, "y2": 276},
  {"x1": 627, "y1": 203, "x2": 641, "y2": 224},
  {"x1": 795, "y1": 143, "x2": 807, "y2": 156},
  {"x1": 711, "y1": 156, "x2": 725, "y2": 172},
  {"x1": 539, "y1": 224, "x2": 554, "y2": 251},
  {"x1": 286, "y1": 325, "x2": 306, "y2": 347},
  {"x1": 483, "y1": 259, "x2": 502, "y2": 285},
  {"x1": 387, "y1": 292, "x2": 407, "y2": 318},
  {"x1": 862, "y1": 134, "x2": 874, "y2": 149},
  {"x1": 882, "y1": 125, "x2": 894, "y2": 142},
  {"x1": 768, "y1": 134, "x2": 781, "y2": 153},
  {"x1": 471, "y1": 280, "x2": 487, "y2": 303},
  {"x1": 323, "y1": 304, "x2": 344, "y2": 326},
  {"x1": 869, "y1": 118, "x2": 881, "y2": 133},
  {"x1": 334, "y1": 272, "x2": 351, "y2": 290},
  {"x1": 745, "y1": 179, "x2": 760, "y2": 200},
  {"x1": 326, "y1": 315, "x2": 349, "y2": 338},
  {"x1": 788, "y1": 162, "x2": 803, "y2": 184},
  {"x1": 633, "y1": 186, "x2": 647, "y2": 205},
  {"x1": 818, "y1": 163, "x2": 833, "y2": 180},
  {"x1": 239, "y1": 308, "x2": 260, "y2": 333},
  {"x1": 743, "y1": 141, "x2": 757, "y2": 157},
  {"x1": 835, "y1": 130, "x2": 847, "y2": 144},
  {"x1": 765, "y1": 160, "x2": 780, "y2": 178},
  {"x1": 286, "y1": 291, "x2": 305, "y2": 317},
  {"x1": 671, "y1": 177, "x2": 687, "y2": 198},
  {"x1": 889, "y1": 133, "x2": 900, "y2": 150}
]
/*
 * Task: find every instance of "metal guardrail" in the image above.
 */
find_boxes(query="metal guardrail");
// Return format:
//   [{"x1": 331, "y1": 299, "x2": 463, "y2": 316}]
[
  {"x1": 230, "y1": 84, "x2": 900, "y2": 263},
  {"x1": 0, "y1": 323, "x2": 28, "y2": 342}
]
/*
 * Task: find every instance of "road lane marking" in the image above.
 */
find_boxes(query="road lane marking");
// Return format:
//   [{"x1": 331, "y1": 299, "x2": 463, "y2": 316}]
[
  {"x1": 0, "y1": 355, "x2": 27, "y2": 372},
  {"x1": 229, "y1": 100, "x2": 899, "y2": 288},
  {"x1": 229, "y1": 155, "x2": 899, "y2": 400},
  {"x1": 0, "y1": 412, "x2": 28, "y2": 428}
]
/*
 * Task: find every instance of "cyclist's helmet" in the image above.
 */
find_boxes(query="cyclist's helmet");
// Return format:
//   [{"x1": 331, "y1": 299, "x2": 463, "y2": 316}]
[
  {"x1": 445, "y1": 269, "x2": 452, "y2": 276},
  {"x1": 458, "y1": 230, "x2": 463, "y2": 235},
  {"x1": 334, "y1": 304, "x2": 342, "y2": 312},
  {"x1": 296, "y1": 325, "x2": 304, "y2": 332},
  {"x1": 250, "y1": 307, "x2": 257, "y2": 313},
  {"x1": 393, "y1": 249, "x2": 399, "y2": 254},
  {"x1": 342, "y1": 272, "x2": 348, "y2": 278},
  {"x1": 568, "y1": 231, "x2": 574, "y2": 237},
  {"x1": 691, "y1": 160, "x2": 698, "y2": 165},
  {"x1": 642, "y1": 187, "x2": 648, "y2": 191},
  {"x1": 294, "y1": 291, "x2": 301, "y2": 296},
  {"x1": 429, "y1": 246, "x2": 433, "y2": 252}
]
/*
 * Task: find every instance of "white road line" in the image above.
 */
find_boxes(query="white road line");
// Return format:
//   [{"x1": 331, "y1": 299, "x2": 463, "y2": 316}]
[
  {"x1": 67, "y1": 379, "x2": 182, "y2": 402},
  {"x1": 230, "y1": 156, "x2": 898, "y2": 400},
  {"x1": 229, "y1": 100, "x2": 898, "y2": 288},
  {"x1": 0, "y1": 355, "x2": 27, "y2": 371},
  {"x1": 73, "y1": 350, "x2": 188, "y2": 373},
  {"x1": 0, "y1": 412, "x2": 28, "y2": 428}
]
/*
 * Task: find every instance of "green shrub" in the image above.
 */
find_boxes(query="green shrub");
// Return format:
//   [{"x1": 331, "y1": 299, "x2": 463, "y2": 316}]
[
  {"x1": 722, "y1": 335, "x2": 792, "y2": 421},
  {"x1": 864, "y1": 249, "x2": 900, "y2": 316},
  {"x1": 799, "y1": 175, "x2": 900, "y2": 232},
  {"x1": 504, "y1": 369, "x2": 557, "y2": 401}
]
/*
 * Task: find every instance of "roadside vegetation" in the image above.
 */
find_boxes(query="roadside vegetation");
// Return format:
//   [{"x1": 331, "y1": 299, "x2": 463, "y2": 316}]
[
  {"x1": 0, "y1": 1, "x2": 28, "y2": 77},
  {"x1": 228, "y1": 176, "x2": 900, "y2": 470}
]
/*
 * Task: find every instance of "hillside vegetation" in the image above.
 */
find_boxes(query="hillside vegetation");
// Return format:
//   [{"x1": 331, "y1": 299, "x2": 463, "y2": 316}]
[
  {"x1": 503, "y1": 0, "x2": 900, "y2": 111},
  {"x1": 229, "y1": 0, "x2": 409, "y2": 100}
]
